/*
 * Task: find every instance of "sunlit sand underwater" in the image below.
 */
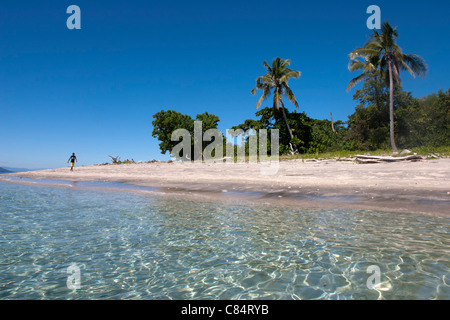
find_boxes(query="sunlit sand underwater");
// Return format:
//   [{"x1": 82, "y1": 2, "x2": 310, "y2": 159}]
[{"x1": 0, "y1": 181, "x2": 448, "y2": 300}]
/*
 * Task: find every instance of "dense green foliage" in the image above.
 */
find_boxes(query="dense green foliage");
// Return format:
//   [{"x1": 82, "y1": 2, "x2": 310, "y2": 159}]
[
  {"x1": 231, "y1": 107, "x2": 311, "y2": 155},
  {"x1": 397, "y1": 89, "x2": 450, "y2": 148},
  {"x1": 233, "y1": 76, "x2": 449, "y2": 154},
  {"x1": 347, "y1": 21, "x2": 428, "y2": 150},
  {"x1": 345, "y1": 74, "x2": 448, "y2": 151},
  {"x1": 151, "y1": 27, "x2": 446, "y2": 159},
  {"x1": 152, "y1": 83, "x2": 448, "y2": 159},
  {"x1": 152, "y1": 110, "x2": 220, "y2": 160}
]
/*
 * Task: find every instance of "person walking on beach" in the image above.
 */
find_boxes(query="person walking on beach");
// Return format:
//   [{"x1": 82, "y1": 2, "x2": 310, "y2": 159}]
[{"x1": 68, "y1": 153, "x2": 77, "y2": 171}]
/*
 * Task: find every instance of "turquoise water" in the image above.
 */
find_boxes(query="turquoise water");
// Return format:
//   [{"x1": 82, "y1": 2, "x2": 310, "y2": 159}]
[{"x1": 0, "y1": 181, "x2": 449, "y2": 300}]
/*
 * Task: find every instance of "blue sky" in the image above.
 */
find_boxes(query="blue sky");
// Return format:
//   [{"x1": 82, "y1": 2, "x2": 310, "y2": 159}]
[{"x1": 1, "y1": 0, "x2": 449, "y2": 169}]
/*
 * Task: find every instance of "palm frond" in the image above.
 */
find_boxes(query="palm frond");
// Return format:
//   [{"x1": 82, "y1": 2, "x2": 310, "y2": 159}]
[
  {"x1": 280, "y1": 58, "x2": 291, "y2": 69},
  {"x1": 280, "y1": 70, "x2": 301, "y2": 83},
  {"x1": 348, "y1": 60, "x2": 366, "y2": 72},
  {"x1": 255, "y1": 86, "x2": 271, "y2": 109},
  {"x1": 402, "y1": 54, "x2": 428, "y2": 78},
  {"x1": 346, "y1": 73, "x2": 367, "y2": 92},
  {"x1": 252, "y1": 57, "x2": 301, "y2": 111},
  {"x1": 263, "y1": 61, "x2": 272, "y2": 74},
  {"x1": 283, "y1": 84, "x2": 299, "y2": 108}
]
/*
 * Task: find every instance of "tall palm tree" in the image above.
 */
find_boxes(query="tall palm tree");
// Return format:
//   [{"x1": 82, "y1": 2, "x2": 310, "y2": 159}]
[
  {"x1": 348, "y1": 21, "x2": 427, "y2": 151},
  {"x1": 251, "y1": 57, "x2": 301, "y2": 154}
]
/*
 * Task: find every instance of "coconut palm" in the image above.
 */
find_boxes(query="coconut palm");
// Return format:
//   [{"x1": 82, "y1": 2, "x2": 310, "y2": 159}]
[
  {"x1": 348, "y1": 21, "x2": 427, "y2": 150},
  {"x1": 251, "y1": 57, "x2": 301, "y2": 154}
]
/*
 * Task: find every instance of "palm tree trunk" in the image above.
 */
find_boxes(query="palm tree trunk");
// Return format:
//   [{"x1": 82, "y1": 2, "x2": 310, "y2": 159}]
[
  {"x1": 280, "y1": 104, "x2": 294, "y2": 139},
  {"x1": 388, "y1": 61, "x2": 398, "y2": 151},
  {"x1": 280, "y1": 101, "x2": 296, "y2": 154}
]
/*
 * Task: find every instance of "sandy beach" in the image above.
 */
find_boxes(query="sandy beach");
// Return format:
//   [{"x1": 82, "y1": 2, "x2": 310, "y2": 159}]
[{"x1": 2, "y1": 158, "x2": 450, "y2": 216}]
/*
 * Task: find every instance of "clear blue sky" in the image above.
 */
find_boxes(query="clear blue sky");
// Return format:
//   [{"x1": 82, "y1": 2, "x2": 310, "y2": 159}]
[{"x1": 1, "y1": 0, "x2": 449, "y2": 169}]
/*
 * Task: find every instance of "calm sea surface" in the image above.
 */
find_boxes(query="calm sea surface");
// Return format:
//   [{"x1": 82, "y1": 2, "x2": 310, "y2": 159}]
[{"x1": 0, "y1": 180, "x2": 449, "y2": 300}]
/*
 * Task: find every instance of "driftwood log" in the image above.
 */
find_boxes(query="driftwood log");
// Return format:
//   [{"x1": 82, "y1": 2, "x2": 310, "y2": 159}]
[{"x1": 355, "y1": 154, "x2": 423, "y2": 164}]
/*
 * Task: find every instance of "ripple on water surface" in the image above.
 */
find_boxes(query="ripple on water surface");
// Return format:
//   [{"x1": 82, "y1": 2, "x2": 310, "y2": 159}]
[{"x1": 0, "y1": 181, "x2": 449, "y2": 300}]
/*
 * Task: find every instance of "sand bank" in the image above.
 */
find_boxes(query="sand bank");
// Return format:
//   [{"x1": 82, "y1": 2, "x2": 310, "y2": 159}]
[{"x1": 2, "y1": 159, "x2": 450, "y2": 216}]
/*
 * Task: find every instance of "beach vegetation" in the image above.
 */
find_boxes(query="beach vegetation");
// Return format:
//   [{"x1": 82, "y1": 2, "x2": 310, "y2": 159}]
[
  {"x1": 231, "y1": 107, "x2": 311, "y2": 155},
  {"x1": 231, "y1": 85, "x2": 449, "y2": 158},
  {"x1": 152, "y1": 110, "x2": 221, "y2": 160},
  {"x1": 150, "y1": 85, "x2": 448, "y2": 161},
  {"x1": 348, "y1": 21, "x2": 428, "y2": 151},
  {"x1": 251, "y1": 57, "x2": 301, "y2": 154},
  {"x1": 151, "y1": 23, "x2": 447, "y2": 162}
]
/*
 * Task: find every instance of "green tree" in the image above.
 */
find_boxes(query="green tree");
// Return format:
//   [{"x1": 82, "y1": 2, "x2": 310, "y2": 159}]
[
  {"x1": 349, "y1": 21, "x2": 427, "y2": 151},
  {"x1": 251, "y1": 57, "x2": 301, "y2": 154},
  {"x1": 152, "y1": 110, "x2": 220, "y2": 160},
  {"x1": 346, "y1": 74, "x2": 420, "y2": 150},
  {"x1": 308, "y1": 119, "x2": 347, "y2": 154},
  {"x1": 232, "y1": 107, "x2": 312, "y2": 155},
  {"x1": 396, "y1": 89, "x2": 450, "y2": 147},
  {"x1": 152, "y1": 110, "x2": 194, "y2": 157},
  {"x1": 346, "y1": 74, "x2": 390, "y2": 150}
]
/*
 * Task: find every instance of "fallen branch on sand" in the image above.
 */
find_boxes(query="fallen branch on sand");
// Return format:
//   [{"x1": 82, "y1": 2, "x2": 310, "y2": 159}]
[{"x1": 355, "y1": 154, "x2": 423, "y2": 164}]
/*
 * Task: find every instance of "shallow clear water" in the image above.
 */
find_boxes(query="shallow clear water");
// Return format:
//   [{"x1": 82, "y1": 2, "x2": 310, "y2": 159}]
[{"x1": 0, "y1": 181, "x2": 449, "y2": 300}]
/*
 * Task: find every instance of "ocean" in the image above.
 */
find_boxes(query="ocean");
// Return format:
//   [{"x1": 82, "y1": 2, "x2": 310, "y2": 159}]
[{"x1": 0, "y1": 180, "x2": 449, "y2": 300}]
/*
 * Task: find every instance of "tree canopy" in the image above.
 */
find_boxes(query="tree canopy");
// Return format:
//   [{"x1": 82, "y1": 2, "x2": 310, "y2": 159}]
[
  {"x1": 348, "y1": 21, "x2": 427, "y2": 150},
  {"x1": 152, "y1": 110, "x2": 220, "y2": 160}
]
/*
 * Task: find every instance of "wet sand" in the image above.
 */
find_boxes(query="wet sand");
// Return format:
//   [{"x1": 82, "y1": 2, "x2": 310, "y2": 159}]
[{"x1": 2, "y1": 159, "x2": 450, "y2": 216}]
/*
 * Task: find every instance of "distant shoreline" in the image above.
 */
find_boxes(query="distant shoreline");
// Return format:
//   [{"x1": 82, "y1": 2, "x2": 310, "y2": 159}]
[{"x1": 2, "y1": 159, "x2": 449, "y2": 217}]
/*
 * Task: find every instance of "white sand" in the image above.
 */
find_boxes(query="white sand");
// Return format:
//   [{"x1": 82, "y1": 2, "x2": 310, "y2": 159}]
[{"x1": 3, "y1": 158, "x2": 450, "y2": 216}]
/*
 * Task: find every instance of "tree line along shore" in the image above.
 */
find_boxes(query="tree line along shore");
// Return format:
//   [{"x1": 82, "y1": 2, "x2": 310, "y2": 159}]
[{"x1": 150, "y1": 22, "x2": 448, "y2": 161}]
